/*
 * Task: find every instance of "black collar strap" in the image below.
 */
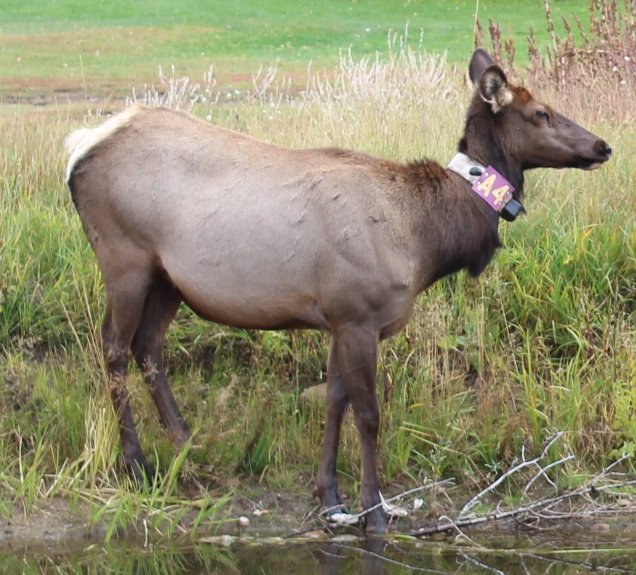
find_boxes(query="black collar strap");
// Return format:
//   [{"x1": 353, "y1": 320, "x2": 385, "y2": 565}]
[{"x1": 447, "y1": 153, "x2": 524, "y2": 222}]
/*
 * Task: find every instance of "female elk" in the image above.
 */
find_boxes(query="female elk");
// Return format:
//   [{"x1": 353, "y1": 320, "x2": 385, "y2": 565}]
[{"x1": 66, "y1": 50, "x2": 611, "y2": 532}]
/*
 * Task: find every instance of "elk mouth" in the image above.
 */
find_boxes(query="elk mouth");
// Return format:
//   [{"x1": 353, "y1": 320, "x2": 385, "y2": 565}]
[
  {"x1": 579, "y1": 159, "x2": 603, "y2": 170},
  {"x1": 578, "y1": 156, "x2": 610, "y2": 171}
]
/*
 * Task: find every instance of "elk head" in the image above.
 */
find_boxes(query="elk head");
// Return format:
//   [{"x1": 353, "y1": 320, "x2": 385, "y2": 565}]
[{"x1": 466, "y1": 49, "x2": 612, "y2": 174}]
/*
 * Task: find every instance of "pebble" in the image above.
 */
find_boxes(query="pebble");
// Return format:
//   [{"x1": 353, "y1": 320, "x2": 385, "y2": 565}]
[{"x1": 300, "y1": 530, "x2": 327, "y2": 540}]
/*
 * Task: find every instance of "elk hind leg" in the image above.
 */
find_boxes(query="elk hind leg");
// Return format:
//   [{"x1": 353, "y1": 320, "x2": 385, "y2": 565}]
[
  {"x1": 131, "y1": 277, "x2": 190, "y2": 447},
  {"x1": 316, "y1": 338, "x2": 350, "y2": 517},
  {"x1": 101, "y1": 269, "x2": 155, "y2": 484}
]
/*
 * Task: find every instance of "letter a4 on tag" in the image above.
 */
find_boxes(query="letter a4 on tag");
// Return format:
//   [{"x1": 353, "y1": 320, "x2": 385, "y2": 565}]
[{"x1": 472, "y1": 168, "x2": 514, "y2": 212}]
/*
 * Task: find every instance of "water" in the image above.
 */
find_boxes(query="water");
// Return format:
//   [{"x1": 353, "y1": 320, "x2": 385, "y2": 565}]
[{"x1": 4, "y1": 532, "x2": 636, "y2": 574}]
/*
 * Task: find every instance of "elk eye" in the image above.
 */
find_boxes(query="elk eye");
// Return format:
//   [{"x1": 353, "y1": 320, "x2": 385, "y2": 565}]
[{"x1": 536, "y1": 110, "x2": 550, "y2": 121}]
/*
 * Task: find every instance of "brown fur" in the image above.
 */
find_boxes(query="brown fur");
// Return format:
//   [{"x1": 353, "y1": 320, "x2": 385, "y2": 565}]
[
  {"x1": 66, "y1": 50, "x2": 611, "y2": 533},
  {"x1": 510, "y1": 85, "x2": 533, "y2": 104}
]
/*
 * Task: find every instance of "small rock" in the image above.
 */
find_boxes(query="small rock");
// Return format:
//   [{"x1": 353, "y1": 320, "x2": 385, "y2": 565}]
[
  {"x1": 221, "y1": 535, "x2": 235, "y2": 546},
  {"x1": 300, "y1": 529, "x2": 327, "y2": 540},
  {"x1": 238, "y1": 516, "x2": 250, "y2": 528}
]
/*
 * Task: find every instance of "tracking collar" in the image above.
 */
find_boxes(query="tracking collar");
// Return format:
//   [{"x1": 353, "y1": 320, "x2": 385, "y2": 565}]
[{"x1": 447, "y1": 152, "x2": 524, "y2": 222}]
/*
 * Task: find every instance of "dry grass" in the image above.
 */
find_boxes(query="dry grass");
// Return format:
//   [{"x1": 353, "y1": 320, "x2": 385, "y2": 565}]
[{"x1": 0, "y1": 7, "x2": 634, "y2": 535}]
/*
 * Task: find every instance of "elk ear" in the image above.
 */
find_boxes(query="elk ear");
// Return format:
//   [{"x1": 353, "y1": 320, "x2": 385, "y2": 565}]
[
  {"x1": 478, "y1": 66, "x2": 513, "y2": 113},
  {"x1": 468, "y1": 48, "x2": 494, "y2": 84}
]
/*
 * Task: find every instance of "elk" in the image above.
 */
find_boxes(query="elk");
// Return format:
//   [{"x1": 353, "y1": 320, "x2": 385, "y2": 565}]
[{"x1": 66, "y1": 49, "x2": 611, "y2": 533}]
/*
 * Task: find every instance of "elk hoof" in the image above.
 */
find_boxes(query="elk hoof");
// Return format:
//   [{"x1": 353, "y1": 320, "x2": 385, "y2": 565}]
[{"x1": 364, "y1": 509, "x2": 389, "y2": 534}]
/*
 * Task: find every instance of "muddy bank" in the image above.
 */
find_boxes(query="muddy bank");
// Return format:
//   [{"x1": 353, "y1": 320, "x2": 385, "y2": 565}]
[
  {"x1": 3, "y1": 486, "x2": 636, "y2": 554},
  {"x1": 0, "y1": 487, "x2": 320, "y2": 553}
]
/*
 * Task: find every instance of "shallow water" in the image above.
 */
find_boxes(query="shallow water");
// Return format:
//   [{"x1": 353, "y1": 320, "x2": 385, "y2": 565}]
[{"x1": 4, "y1": 531, "x2": 636, "y2": 575}]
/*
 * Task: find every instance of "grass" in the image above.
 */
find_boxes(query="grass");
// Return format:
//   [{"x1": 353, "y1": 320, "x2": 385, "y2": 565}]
[
  {"x1": 0, "y1": 0, "x2": 635, "y2": 541},
  {"x1": 0, "y1": 0, "x2": 591, "y2": 97}
]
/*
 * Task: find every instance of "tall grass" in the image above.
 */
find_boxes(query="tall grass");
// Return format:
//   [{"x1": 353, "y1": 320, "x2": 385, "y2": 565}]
[{"x1": 1, "y1": 5, "x2": 634, "y2": 536}]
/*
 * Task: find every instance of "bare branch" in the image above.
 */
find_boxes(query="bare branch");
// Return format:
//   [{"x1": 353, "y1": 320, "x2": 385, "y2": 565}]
[
  {"x1": 328, "y1": 544, "x2": 450, "y2": 574},
  {"x1": 412, "y1": 445, "x2": 636, "y2": 541},
  {"x1": 412, "y1": 476, "x2": 636, "y2": 537},
  {"x1": 308, "y1": 479, "x2": 455, "y2": 531},
  {"x1": 458, "y1": 552, "x2": 507, "y2": 575},
  {"x1": 522, "y1": 454, "x2": 576, "y2": 498},
  {"x1": 458, "y1": 433, "x2": 566, "y2": 519}
]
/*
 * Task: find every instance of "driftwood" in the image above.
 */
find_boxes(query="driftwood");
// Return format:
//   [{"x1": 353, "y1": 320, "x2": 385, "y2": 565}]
[
  {"x1": 411, "y1": 434, "x2": 635, "y2": 538},
  {"x1": 293, "y1": 433, "x2": 635, "y2": 539}
]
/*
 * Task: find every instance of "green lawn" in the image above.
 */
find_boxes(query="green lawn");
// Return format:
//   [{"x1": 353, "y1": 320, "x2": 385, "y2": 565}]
[{"x1": 0, "y1": 0, "x2": 590, "y2": 97}]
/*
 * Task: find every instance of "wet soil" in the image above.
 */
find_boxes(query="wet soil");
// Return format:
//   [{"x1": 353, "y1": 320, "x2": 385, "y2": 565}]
[
  {"x1": 0, "y1": 485, "x2": 319, "y2": 552},
  {"x1": 3, "y1": 483, "x2": 636, "y2": 554}
]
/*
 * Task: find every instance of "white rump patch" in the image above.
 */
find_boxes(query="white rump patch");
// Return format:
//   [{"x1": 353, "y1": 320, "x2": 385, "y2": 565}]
[{"x1": 65, "y1": 106, "x2": 141, "y2": 182}]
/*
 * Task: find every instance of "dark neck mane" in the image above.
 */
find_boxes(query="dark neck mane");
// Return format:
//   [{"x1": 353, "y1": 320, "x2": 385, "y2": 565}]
[
  {"x1": 399, "y1": 158, "x2": 501, "y2": 288},
  {"x1": 458, "y1": 95, "x2": 525, "y2": 200}
]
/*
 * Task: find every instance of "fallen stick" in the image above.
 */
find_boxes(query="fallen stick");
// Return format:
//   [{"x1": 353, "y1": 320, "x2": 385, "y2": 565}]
[{"x1": 411, "y1": 435, "x2": 635, "y2": 538}]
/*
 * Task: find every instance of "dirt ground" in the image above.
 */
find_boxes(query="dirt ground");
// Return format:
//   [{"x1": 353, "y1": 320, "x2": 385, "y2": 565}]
[
  {"x1": 0, "y1": 484, "x2": 326, "y2": 552},
  {"x1": 0, "y1": 489, "x2": 321, "y2": 553},
  {"x1": 3, "y1": 481, "x2": 636, "y2": 555}
]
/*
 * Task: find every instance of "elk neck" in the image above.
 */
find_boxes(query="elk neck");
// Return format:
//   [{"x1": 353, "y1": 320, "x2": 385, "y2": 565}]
[
  {"x1": 457, "y1": 101, "x2": 526, "y2": 197},
  {"x1": 402, "y1": 110, "x2": 529, "y2": 290}
]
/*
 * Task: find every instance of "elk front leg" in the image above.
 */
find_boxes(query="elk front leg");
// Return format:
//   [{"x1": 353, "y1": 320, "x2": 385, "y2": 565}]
[{"x1": 333, "y1": 325, "x2": 387, "y2": 534}]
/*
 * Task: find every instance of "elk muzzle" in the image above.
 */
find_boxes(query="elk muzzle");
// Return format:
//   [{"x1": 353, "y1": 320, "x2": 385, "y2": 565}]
[{"x1": 581, "y1": 139, "x2": 612, "y2": 170}]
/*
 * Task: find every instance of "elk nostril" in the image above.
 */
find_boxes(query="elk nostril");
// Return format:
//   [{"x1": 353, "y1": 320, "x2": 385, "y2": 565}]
[{"x1": 596, "y1": 139, "x2": 612, "y2": 157}]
